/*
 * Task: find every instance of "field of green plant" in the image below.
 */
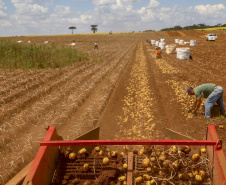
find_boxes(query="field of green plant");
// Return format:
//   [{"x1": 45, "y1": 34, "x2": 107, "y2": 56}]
[{"x1": 0, "y1": 40, "x2": 89, "y2": 69}]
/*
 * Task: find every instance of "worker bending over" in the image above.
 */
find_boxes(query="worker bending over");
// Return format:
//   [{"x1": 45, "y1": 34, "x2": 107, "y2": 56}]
[
  {"x1": 186, "y1": 83, "x2": 225, "y2": 118},
  {"x1": 156, "y1": 47, "x2": 162, "y2": 59}
]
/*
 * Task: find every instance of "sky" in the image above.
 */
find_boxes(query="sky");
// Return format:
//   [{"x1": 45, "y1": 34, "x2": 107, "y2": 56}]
[{"x1": 0, "y1": 0, "x2": 226, "y2": 37}]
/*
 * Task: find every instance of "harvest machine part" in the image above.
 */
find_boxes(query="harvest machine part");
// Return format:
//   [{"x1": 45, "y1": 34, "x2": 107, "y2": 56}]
[{"x1": 6, "y1": 125, "x2": 226, "y2": 185}]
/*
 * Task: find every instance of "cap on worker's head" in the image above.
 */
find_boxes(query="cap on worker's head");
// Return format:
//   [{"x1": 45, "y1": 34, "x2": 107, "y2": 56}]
[{"x1": 185, "y1": 86, "x2": 193, "y2": 95}]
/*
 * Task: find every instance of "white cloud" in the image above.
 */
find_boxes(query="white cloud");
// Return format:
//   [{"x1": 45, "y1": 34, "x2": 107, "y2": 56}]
[
  {"x1": 148, "y1": 0, "x2": 160, "y2": 8},
  {"x1": 1, "y1": 1, "x2": 226, "y2": 37},
  {"x1": 54, "y1": 5, "x2": 71, "y2": 17},
  {"x1": 0, "y1": 0, "x2": 7, "y2": 18},
  {"x1": 195, "y1": 4, "x2": 226, "y2": 16}
]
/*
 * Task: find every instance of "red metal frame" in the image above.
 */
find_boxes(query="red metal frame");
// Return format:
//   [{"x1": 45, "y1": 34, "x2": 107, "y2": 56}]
[
  {"x1": 23, "y1": 126, "x2": 226, "y2": 185},
  {"x1": 22, "y1": 127, "x2": 62, "y2": 185},
  {"x1": 207, "y1": 125, "x2": 226, "y2": 185},
  {"x1": 40, "y1": 139, "x2": 222, "y2": 148}
]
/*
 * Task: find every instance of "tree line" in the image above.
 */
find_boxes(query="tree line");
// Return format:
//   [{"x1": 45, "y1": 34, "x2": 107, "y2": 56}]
[{"x1": 160, "y1": 23, "x2": 226, "y2": 31}]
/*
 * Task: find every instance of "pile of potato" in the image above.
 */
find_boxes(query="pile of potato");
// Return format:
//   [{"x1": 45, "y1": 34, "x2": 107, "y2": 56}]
[
  {"x1": 133, "y1": 146, "x2": 211, "y2": 184},
  {"x1": 58, "y1": 146, "x2": 128, "y2": 185}
]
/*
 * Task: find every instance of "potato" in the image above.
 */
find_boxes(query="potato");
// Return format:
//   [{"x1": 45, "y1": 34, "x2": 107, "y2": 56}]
[
  {"x1": 184, "y1": 146, "x2": 191, "y2": 154},
  {"x1": 99, "y1": 150, "x2": 103, "y2": 156},
  {"x1": 69, "y1": 152, "x2": 76, "y2": 160},
  {"x1": 195, "y1": 175, "x2": 203, "y2": 182},
  {"x1": 146, "y1": 167, "x2": 152, "y2": 173},
  {"x1": 123, "y1": 181, "x2": 127, "y2": 185},
  {"x1": 111, "y1": 151, "x2": 117, "y2": 157},
  {"x1": 150, "y1": 157, "x2": 156, "y2": 162},
  {"x1": 78, "y1": 148, "x2": 86, "y2": 155},
  {"x1": 142, "y1": 158, "x2": 150, "y2": 167},
  {"x1": 172, "y1": 160, "x2": 179, "y2": 169},
  {"x1": 83, "y1": 163, "x2": 89, "y2": 171},
  {"x1": 192, "y1": 153, "x2": 200, "y2": 162},
  {"x1": 103, "y1": 157, "x2": 110, "y2": 165},
  {"x1": 188, "y1": 172, "x2": 194, "y2": 178},
  {"x1": 135, "y1": 176, "x2": 143, "y2": 184},
  {"x1": 199, "y1": 169, "x2": 206, "y2": 178},
  {"x1": 169, "y1": 146, "x2": 177, "y2": 154},
  {"x1": 201, "y1": 148, "x2": 206, "y2": 153},
  {"x1": 159, "y1": 153, "x2": 167, "y2": 161},
  {"x1": 143, "y1": 174, "x2": 151, "y2": 180},
  {"x1": 123, "y1": 163, "x2": 128, "y2": 169},
  {"x1": 118, "y1": 176, "x2": 126, "y2": 182},
  {"x1": 94, "y1": 146, "x2": 100, "y2": 152}
]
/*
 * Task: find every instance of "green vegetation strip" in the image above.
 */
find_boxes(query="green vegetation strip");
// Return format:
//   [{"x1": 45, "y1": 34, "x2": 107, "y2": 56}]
[{"x1": 0, "y1": 40, "x2": 89, "y2": 69}]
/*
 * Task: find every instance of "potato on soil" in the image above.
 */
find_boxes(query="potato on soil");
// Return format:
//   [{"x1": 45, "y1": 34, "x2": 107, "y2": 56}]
[
  {"x1": 192, "y1": 153, "x2": 200, "y2": 162},
  {"x1": 195, "y1": 174, "x2": 203, "y2": 182},
  {"x1": 146, "y1": 167, "x2": 152, "y2": 173},
  {"x1": 118, "y1": 176, "x2": 126, "y2": 182},
  {"x1": 150, "y1": 156, "x2": 156, "y2": 162},
  {"x1": 99, "y1": 150, "x2": 103, "y2": 156},
  {"x1": 69, "y1": 152, "x2": 76, "y2": 160},
  {"x1": 123, "y1": 163, "x2": 128, "y2": 169},
  {"x1": 201, "y1": 148, "x2": 207, "y2": 153},
  {"x1": 111, "y1": 151, "x2": 117, "y2": 157},
  {"x1": 142, "y1": 158, "x2": 150, "y2": 167},
  {"x1": 103, "y1": 157, "x2": 110, "y2": 165},
  {"x1": 94, "y1": 146, "x2": 100, "y2": 152},
  {"x1": 78, "y1": 148, "x2": 86, "y2": 155},
  {"x1": 143, "y1": 174, "x2": 151, "y2": 180},
  {"x1": 199, "y1": 169, "x2": 206, "y2": 178},
  {"x1": 169, "y1": 145, "x2": 177, "y2": 154},
  {"x1": 83, "y1": 163, "x2": 89, "y2": 171},
  {"x1": 135, "y1": 176, "x2": 143, "y2": 184}
]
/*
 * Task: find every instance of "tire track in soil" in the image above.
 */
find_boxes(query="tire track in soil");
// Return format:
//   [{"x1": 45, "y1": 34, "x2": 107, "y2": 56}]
[{"x1": 0, "y1": 42, "x2": 135, "y2": 184}]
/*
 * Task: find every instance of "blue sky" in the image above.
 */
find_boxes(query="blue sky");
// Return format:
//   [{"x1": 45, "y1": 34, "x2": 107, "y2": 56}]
[{"x1": 0, "y1": 0, "x2": 226, "y2": 37}]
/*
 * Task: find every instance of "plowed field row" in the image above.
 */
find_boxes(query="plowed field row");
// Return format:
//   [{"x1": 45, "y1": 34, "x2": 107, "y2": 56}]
[{"x1": 0, "y1": 39, "x2": 137, "y2": 184}]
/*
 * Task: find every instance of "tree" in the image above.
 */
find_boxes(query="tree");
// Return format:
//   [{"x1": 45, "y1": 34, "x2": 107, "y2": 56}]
[
  {"x1": 68, "y1": 26, "x2": 76, "y2": 34},
  {"x1": 91, "y1": 25, "x2": 98, "y2": 33}
]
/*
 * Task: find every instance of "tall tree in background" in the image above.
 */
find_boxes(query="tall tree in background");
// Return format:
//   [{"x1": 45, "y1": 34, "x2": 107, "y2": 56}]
[
  {"x1": 91, "y1": 25, "x2": 98, "y2": 33},
  {"x1": 68, "y1": 26, "x2": 76, "y2": 34}
]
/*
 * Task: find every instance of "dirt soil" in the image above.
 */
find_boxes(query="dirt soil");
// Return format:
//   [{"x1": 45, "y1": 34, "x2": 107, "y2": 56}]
[{"x1": 0, "y1": 31, "x2": 226, "y2": 184}]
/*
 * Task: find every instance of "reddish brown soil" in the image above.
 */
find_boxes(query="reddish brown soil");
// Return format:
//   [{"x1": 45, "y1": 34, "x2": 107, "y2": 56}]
[{"x1": 0, "y1": 31, "x2": 226, "y2": 184}]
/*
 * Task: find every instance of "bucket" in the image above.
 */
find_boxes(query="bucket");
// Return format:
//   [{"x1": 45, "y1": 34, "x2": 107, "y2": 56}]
[
  {"x1": 151, "y1": 40, "x2": 156, "y2": 45},
  {"x1": 166, "y1": 44, "x2": 176, "y2": 54},
  {"x1": 159, "y1": 42, "x2": 166, "y2": 49},
  {"x1": 160, "y1": 38, "x2": 165, "y2": 42},
  {"x1": 179, "y1": 40, "x2": 184, "y2": 45},
  {"x1": 176, "y1": 47, "x2": 190, "y2": 59},
  {"x1": 175, "y1": 39, "x2": 179, "y2": 43},
  {"x1": 155, "y1": 41, "x2": 159, "y2": 46},
  {"x1": 190, "y1": 40, "x2": 196, "y2": 46}
]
